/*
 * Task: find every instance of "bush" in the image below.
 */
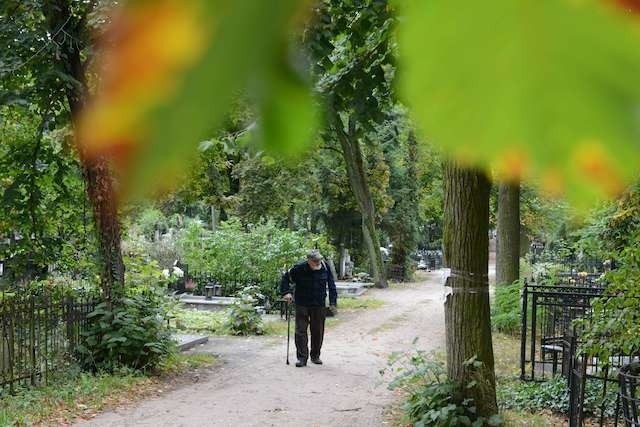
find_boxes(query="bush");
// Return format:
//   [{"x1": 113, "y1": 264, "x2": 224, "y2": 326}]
[
  {"x1": 77, "y1": 293, "x2": 175, "y2": 372},
  {"x1": 578, "y1": 240, "x2": 640, "y2": 362},
  {"x1": 491, "y1": 280, "x2": 522, "y2": 335},
  {"x1": 178, "y1": 219, "x2": 334, "y2": 301},
  {"x1": 385, "y1": 349, "x2": 502, "y2": 426},
  {"x1": 224, "y1": 285, "x2": 264, "y2": 335}
]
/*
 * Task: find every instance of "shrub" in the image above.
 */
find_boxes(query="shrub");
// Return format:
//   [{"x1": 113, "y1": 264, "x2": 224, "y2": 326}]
[
  {"x1": 385, "y1": 349, "x2": 502, "y2": 426},
  {"x1": 491, "y1": 280, "x2": 522, "y2": 335},
  {"x1": 224, "y1": 285, "x2": 264, "y2": 335},
  {"x1": 578, "y1": 240, "x2": 640, "y2": 362},
  {"x1": 77, "y1": 293, "x2": 175, "y2": 372},
  {"x1": 178, "y1": 219, "x2": 334, "y2": 300}
]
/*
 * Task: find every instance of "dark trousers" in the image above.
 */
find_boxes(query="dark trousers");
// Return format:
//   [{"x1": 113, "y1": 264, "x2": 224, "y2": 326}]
[{"x1": 295, "y1": 305, "x2": 326, "y2": 361}]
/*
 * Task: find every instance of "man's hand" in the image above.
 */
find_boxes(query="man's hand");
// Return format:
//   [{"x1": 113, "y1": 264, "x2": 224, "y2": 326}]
[
  {"x1": 329, "y1": 305, "x2": 337, "y2": 316},
  {"x1": 282, "y1": 293, "x2": 293, "y2": 304}
]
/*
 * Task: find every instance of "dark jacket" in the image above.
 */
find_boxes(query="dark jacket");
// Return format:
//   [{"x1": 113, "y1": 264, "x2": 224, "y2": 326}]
[{"x1": 280, "y1": 261, "x2": 337, "y2": 307}]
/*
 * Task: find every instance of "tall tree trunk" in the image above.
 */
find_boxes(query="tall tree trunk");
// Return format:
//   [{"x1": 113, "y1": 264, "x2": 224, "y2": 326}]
[
  {"x1": 496, "y1": 182, "x2": 520, "y2": 286},
  {"x1": 443, "y1": 162, "x2": 497, "y2": 417},
  {"x1": 44, "y1": 0, "x2": 125, "y2": 300},
  {"x1": 333, "y1": 115, "x2": 387, "y2": 288},
  {"x1": 388, "y1": 131, "x2": 419, "y2": 280}
]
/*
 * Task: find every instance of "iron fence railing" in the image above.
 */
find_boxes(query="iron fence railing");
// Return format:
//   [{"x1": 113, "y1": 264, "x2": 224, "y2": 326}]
[
  {"x1": 0, "y1": 289, "x2": 97, "y2": 393},
  {"x1": 520, "y1": 277, "x2": 640, "y2": 426},
  {"x1": 520, "y1": 282, "x2": 605, "y2": 382},
  {"x1": 530, "y1": 252, "x2": 606, "y2": 274}
]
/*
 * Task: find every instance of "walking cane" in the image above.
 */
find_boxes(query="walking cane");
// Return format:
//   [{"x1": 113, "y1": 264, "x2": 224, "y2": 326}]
[{"x1": 286, "y1": 301, "x2": 291, "y2": 365}]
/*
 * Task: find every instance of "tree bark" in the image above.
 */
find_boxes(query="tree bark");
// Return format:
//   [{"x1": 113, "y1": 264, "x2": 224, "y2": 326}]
[
  {"x1": 496, "y1": 182, "x2": 520, "y2": 286},
  {"x1": 44, "y1": 0, "x2": 125, "y2": 299},
  {"x1": 443, "y1": 162, "x2": 497, "y2": 417},
  {"x1": 333, "y1": 115, "x2": 387, "y2": 288}
]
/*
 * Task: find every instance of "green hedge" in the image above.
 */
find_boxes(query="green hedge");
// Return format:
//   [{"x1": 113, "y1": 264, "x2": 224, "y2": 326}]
[{"x1": 178, "y1": 219, "x2": 334, "y2": 300}]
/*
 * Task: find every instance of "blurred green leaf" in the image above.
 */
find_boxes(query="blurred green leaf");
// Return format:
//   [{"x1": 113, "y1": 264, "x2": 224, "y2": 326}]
[
  {"x1": 126, "y1": 0, "x2": 316, "y2": 198},
  {"x1": 258, "y1": 63, "x2": 318, "y2": 156},
  {"x1": 398, "y1": 0, "x2": 640, "y2": 208}
]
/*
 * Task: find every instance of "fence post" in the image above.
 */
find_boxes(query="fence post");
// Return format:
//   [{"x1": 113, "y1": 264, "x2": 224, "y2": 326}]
[
  {"x1": 530, "y1": 293, "x2": 538, "y2": 380},
  {"x1": 29, "y1": 296, "x2": 36, "y2": 386},
  {"x1": 65, "y1": 296, "x2": 75, "y2": 354},
  {"x1": 7, "y1": 298, "x2": 15, "y2": 394},
  {"x1": 520, "y1": 279, "x2": 528, "y2": 380}
]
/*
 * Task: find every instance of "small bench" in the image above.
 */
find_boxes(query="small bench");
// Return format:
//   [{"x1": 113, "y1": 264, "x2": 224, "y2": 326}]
[{"x1": 541, "y1": 343, "x2": 564, "y2": 376}]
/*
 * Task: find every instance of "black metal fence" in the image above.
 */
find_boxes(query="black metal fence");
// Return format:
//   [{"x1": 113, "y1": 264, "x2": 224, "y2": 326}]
[
  {"x1": 520, "y1": 277, "x2": 640, "y2": 426},
  {"x1": 619, "y1": 363, "x2": 640, "y2": 426},
  {"x1": 0, "y1": 289, "x2": 97, "y2": 393},
  {"x1": 520, "y1": 282, "x2": 605, "y2": 382},
  {"x1": 530, "y1": 252, "x2": 606, "y2": 274},
  {"x1": 187, "y1": 273, "x2": 268, "y2": 297},
  {"x1": 417, "y1": 250, "x2": 443, "y2": 271}
]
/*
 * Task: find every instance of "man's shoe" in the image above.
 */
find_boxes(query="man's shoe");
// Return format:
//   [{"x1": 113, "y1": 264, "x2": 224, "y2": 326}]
[
  {"x1": 311, "y1": 358, "x2": 323, "y2": 365},
  {"x1": 295, "y1": 359, "x2": 307, "y2": 367}
]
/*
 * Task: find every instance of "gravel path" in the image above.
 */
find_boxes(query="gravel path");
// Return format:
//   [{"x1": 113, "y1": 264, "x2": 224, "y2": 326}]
[{"x1": 77, "y1": 271, "x2": 446, "y2": 427}]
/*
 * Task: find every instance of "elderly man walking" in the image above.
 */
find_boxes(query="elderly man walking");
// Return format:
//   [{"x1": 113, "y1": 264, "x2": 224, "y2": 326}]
[{"x1": 281, "y1": 249, "x2": 338, "y2": 367}]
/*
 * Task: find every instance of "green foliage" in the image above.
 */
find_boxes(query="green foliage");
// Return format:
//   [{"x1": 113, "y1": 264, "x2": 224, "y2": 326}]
[
  {"x1": 519, "y1": 187, "x2": 570, "y2": 245},
  {"x1": 123, "y1": 253, "x2": 169, "y2": 295},
  {"x1": 225, "y1": 285, "x2": 264, "y2": 336},
  {"x1": 135, "y1": 208, "x2": 168, "y2": 240},
  {"x1": 173, "y1": 309, "x2": 227, "y2": 334},
  {"x1": 77, "y1": 293, "x2": 175, "y2": 372},
  {"x1": 0, "y1": 353, "x2": 214, "y2": 425},
  {"x1": 0, "y1": 367, "x2": 145, "y2": 426},
  {"x1": 491, "y1": 280, "x2": 522, "y2": 335},
  {"x1": 399, "y1": 0, "x2": 640, "y2": 206},
  {"x1": 497, "y1": 376, "x2": 617, "y2": 419},
  {"x1": 232, "y1": 152, "x2": 321, "y2": 227},
  {"x1": 380, "y1": 110, "x2": 422, "y2": 278},
  {"x1": 578, "y1": 240, "x2": 640, "y2": 362},
  {"x1": 385, "y1": 349, "x2": 502, "y2": 426},
  {"x1": 178, "y1": 219, "x2": 334, "y2": 300},
  {"x1": 0, "y1": 109, "x2": 96, "y2": 281}
]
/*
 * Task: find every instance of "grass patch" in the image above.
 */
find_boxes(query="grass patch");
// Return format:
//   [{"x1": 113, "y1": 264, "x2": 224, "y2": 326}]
[
  {"x1": 173, "y1": 302, "x2": 369, "y2": 338},
  {"x1": 173, "y1": 308, "x2": 227, "y2": 334},
  {"x1": 338, "y1": 297, "x2": 385, "y2": 310},
  {"x1": 263, "y1": 317, "x2": 339, "y2": 336},
  {"x1": 0, "y1": 353, "x2": 215, "y2": 426},
  {"x1": 493, "y1": 333, "x2": 567, "y2": 426},
  {"x1": 502, "y1": 410, "x2": 559, "y2": 426}
]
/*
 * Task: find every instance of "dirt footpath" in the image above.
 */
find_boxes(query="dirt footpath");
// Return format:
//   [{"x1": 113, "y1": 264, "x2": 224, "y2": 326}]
[{"x1": 77, "y1": 272, "x2": 446, "y2": 427}]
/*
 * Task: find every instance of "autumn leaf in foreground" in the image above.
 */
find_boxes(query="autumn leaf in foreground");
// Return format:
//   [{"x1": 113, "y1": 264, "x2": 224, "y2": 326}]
[
  {"x1": 77, "y1": 0, "x2": 206, "y2": 168},
  {"x1": 76, "y1": 1, "x2": 314, "y2": 200}
]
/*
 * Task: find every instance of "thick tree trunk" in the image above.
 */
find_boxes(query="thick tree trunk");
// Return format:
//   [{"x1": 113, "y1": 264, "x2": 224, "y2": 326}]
[
  {"x1": 333, "y1": 115, "x2": 387, "y2": 288},
  {"x1": 44, "y1": 0, "x2": 125, "y2": 299},
  {"x1": 496, "y1": 182, "x2": 520, "y2": 286},
  {"x1": 443, "y1": 162, "x2": 497, "y2": 417}
]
